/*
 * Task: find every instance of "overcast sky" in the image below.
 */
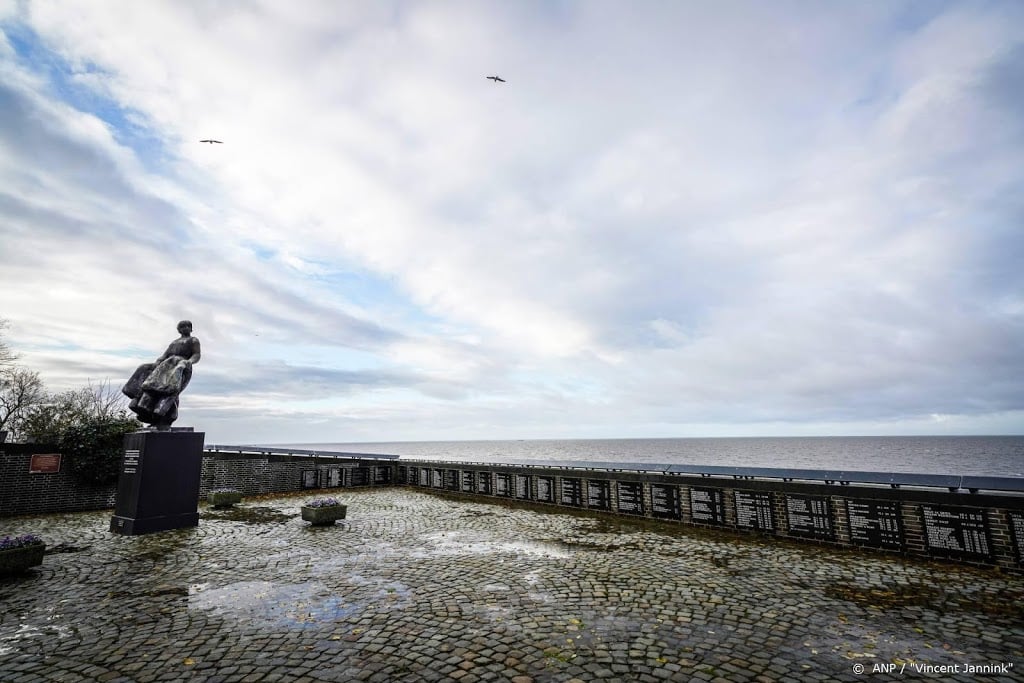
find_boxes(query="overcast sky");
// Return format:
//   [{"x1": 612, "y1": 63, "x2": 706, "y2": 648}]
[{"x1": 1, "y1": 1, "x2": 1022, "y2": 444}]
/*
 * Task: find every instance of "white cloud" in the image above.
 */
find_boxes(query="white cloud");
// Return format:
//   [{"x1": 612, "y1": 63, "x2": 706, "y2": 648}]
[{"x1": 1, "y1": 1, "x2": 1022, "y2": 442}]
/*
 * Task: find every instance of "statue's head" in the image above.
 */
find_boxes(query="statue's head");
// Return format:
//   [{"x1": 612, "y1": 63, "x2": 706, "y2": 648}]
[{"x1": 177, "y1": 320, "x2": 193, "y2": 335}]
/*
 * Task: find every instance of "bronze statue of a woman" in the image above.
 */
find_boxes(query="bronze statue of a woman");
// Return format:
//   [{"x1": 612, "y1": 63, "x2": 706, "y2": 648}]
[{"x1": 122, "y1": 320, "x2": 201, "y2": 430}]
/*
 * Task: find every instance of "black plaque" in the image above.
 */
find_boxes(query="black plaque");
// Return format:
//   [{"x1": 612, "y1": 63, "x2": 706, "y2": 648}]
[
  {"x1": 351, "y1": 467, "x2": 371, "y2": 486},
  {"x1": 587, "y1": 480, "x2": 611, "y2": 510},
  {"x1": 651, "y1": 483, "x2": 681, "y2": 519},
  {"x1": 431, "y1": 468, "x2": 443, "y2": 488},
  {"x1": 476, "y1": 471, "x2": 492, "y2": 495},
  {"x1": 537, "y1": 476, "x2": 555, "y2": 503},
  {"x1": 785, "y1": 494, "x2": 835, "y2": 541},
  {"x1": 616, "y1": 481, "x2": 644, "y2": 515},
  {"x1": 301, "y1": 469, "x2": 319, "y2": 489},
  {"x1": 110, "y1": 430, "x2": 205, "y2": 536},
  {"x1": 444, "y1": 469, "x2": 459, "y2": 490},
  {"x1": 690, "y1": 487, "x2": 726, "y2": 525},
  {"x1": 1009, "y1": 511, "x2": 1024, "y2": 566},
  {"x1": 735, "y1": 490, "x2": 774, "y2": 531},
  {"x1": 920, "y1": 505, "x2": 992, "y2": 560},
  {"x1": 374, "y1": 466, "x2": 391, "y2": 485},
  {"x1": 461, "y1": 470, "x2": 476, "y2": 492},
  {"x1": 495, "y1": 472, "x2": 512, "y2": 496},
  {"x1": 846, "y1": 500, "x2": 903, "y2": 550},
  {"x1": 560, "y1": 477, "x2": 583, "y2": 507},
  {"x1": 515, "y1": 474, "x2": 532, "y2": 499},
  {"x1": 326, "y1": 468, "x2": 342, "y2": 487},
  {"x1": 397, "y1": 466, "x2": 409, "y2": 484},
  {"x1": 417, "y1": 467, "x2": 429, "y2": 486},
  {"x1": 407, "y1": 466, "x2": 419, "y2": 485}
]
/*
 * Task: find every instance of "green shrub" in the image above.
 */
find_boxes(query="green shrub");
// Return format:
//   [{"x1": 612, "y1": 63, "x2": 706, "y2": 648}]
[{"x1": 61, "y1": 414, "x2": 141, "y2": 486}]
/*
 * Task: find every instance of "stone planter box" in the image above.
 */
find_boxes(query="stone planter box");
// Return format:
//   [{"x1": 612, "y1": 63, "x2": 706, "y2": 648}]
[
  {"x1": 208, "y1": 491, "x2": 243, "y2": 508},
  {"x1": 0, "y1": 543, "x2": 45, "y2": 575},
  {"x1": 301, "y1": 505, "x2": 347, "y2": 526}
]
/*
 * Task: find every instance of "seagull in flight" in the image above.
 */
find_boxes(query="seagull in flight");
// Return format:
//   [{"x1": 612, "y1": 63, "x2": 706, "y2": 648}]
[
  {"x1": 199, "y1": 139, "x2": 223, "y2": 144},
  {"x1": 486, "y1": 75, "x2": 505, "y2": 83}
]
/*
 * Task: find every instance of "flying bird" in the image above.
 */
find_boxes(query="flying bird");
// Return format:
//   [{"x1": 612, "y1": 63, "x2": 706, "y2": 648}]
[
  {"x1": 486, "y1": 75, "x2": 505, "y2": 83},
  {"x1": 199, "y1": 139, "x2": 223, "y2": 144}
]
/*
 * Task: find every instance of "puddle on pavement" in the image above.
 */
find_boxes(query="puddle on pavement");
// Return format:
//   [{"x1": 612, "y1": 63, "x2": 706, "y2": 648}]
[
  {"x1": 200, "y1": 506, "x2": 296, "y2": 525},
  {"x1": 411, "y1": 531, "x2": 571, "y2": 559},
  {"x1": 188, "y1": 576, "x2": 412, "y2": 628}
]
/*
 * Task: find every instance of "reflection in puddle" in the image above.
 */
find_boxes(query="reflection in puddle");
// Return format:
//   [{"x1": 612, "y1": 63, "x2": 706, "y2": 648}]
[
  {"x1": 188, "y1": 577, "x2": 412, "y2": 628},
  {"x1": 413, "y1": 532, "x2": 572, "y2": 559}
]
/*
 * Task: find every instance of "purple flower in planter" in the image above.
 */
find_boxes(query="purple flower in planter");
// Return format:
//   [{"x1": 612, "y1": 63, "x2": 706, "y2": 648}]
[
  {"x1": 0, "y1": 534, "x2": 43, "y2": 550},
  {"x1": 306, "y1": 497, "x2": 342, "y2": 508}
]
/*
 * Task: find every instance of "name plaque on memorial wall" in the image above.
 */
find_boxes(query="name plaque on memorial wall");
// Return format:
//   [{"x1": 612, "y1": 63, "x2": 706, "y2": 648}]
[
  {"x1": 1009, "y1": 512, "x2": 1024, "y2": 566},
  {"x1": 431, "y1": 468, "x2": 443, "y2": 488},
  {"x1": 476, "y1": 471, "x2": 492, "y2": 495},
  {"x1": 515, "y1": 474, "x2": 532, "y2": 500},
  {"x1": 785, "y1": 494, "x2": 835, "y2": 541},
  {"x1": 374, "y1": 466, "x2": 390, "y2": 485},
  {"x1": 461, "y1": 470, "x2": 476, "y2": 493},
  {"x1": 587, "y1": 480, "x2": 611, "y2": 509},
  {"x1": 495, "y1": 472, "x2": 512, "y2": 497},
  {"x1": 326, "y1": 468, "x2": 342, "y2": 487},
  {"x1": 616, "y1": 481, "x2": 644, "y2": 515},
  {"x1": 920, "y1": 504, "x2": 992, "y2": 560},
  {"x1": 846, "y1": 500, "x2": 904, "y2": 550},
  {"x1": 351, "y1": 467, "x2": 370, "y2": 486},
  {"x1": 734, "y1": 491, "x2": 774, "y2": 531},
  {"x1": 444, "y1": 469, "x2": 459, "y2": 490},
  {"x1": 561, "y1": 477, "x2": 583, "y2": 507},
  {"x1": 651, "y1": 483, "x2": 681, "y2": 519},
  {"x1": 537, "y1": 476, "x2": 555, "y2": 503},
  {"x1": 29, "y1": 453, "x2": 62, "y2": 474},
  {"x1": 302, "y1": 469, "x2": 319, "y2": 488},
  {"x1": 690, "y1": 487, "x2": 726, "y2": 525},
  {"x1": 419, "y1": 468, "x2": 430, "y2": 486}
]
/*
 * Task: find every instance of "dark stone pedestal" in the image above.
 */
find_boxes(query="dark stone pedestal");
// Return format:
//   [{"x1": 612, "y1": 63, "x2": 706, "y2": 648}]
[{"x1": 110, "y1": 429, "x2": 205, "y2": 536}]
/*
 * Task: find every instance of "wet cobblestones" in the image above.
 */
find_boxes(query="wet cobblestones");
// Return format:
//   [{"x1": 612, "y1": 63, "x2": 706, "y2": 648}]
[{"x1": 2, "y1": 489, "x2": 1022, "y2": 682}]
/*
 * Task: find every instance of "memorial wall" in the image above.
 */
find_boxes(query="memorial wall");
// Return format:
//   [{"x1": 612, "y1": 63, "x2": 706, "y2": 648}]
[{"x1": 395, "y1": 461, "x2": 1024, "y2": 572}]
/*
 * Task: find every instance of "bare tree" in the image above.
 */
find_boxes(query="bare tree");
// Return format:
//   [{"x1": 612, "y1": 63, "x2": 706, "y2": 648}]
[
  {"x1": 0, "y1": 365, "x2": 46, "y2": 438},
  {"x1": 0, "y1": 319, "x2": 18, "y2": 367}
]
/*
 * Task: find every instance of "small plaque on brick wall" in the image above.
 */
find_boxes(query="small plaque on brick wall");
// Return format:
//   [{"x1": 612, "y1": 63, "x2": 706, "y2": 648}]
[
  {"x1": 587, "y1": 480, "x2": 611, "y2": 509},
  {"x1": 418, "y1": 468, "x2": 430, "y2": 486},
  {"x1": 476, "y1": 471, "x2": 492, "y2": 495},
  {"x1": 515, "y1": 474, "x2": 532, "y2": 499},
  {"x1": 651, "y1": 484, "x2": 681, "y2": 519},
  {"x1": 301, "y1": 469, "x2": 319, "y2": 489},
  {"x1": 560, "y1": 477, "x2": 583, "y2": 507},
  {"x1": 29, "y1": 453, "x2": 61, "y2": 474},
  {"x1": 735, "y1": 490, "x2": 774, "y2": 531},
  {"x1": 536, "y1": 476, "x2": 555, "y2": 503},
  {"x1": 846, "y1": 500, "x2": 903, "y2": 550},
  {"x1": 1009, "y1": 511, "x2": 1024, "y2": 566},
  {"x1": 616, "y1": 481, "x2": 644, "y2": 515},
  {"x1": 326, "y1": 468, "x2": 342, "y2": 487},
  {"x1": 691, "y1": 487, "x2": 726, "y2": 525},
  {"x1": 431, "y1": 468, "x2": 443, "y2": 488},
  {"x1": 495, "y1": 472, "x2": 512, "y2": 497},
  {"x1": 785, "y1": 494, "x2": 835, "y2": 541},
  {"x1": 920, "y1": 504, "x2": 992, "y2": 561},
  {"x1": 461, "y1": 470, "x2": 476, "y2": 492}
]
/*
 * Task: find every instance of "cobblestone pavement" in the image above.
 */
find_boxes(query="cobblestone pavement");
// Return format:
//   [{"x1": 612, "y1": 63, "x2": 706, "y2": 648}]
[{"x1": 2, "y1": 489, "x2": 1023, "y2": 682}]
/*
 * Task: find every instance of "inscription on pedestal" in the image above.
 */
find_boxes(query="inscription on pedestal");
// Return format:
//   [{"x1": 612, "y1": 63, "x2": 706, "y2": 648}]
[
  {"x1": 123, "y1": 449, "x2": 140, "y2": 475},
  {"x1": 846, "y1": 500, "x2": 903, "y2": 550},
  {"x1": 560, "y1": 477, "x2": 583, "y2": 507},
  {"x1": 651, "y1": 484, "x2": 681, "y2": 519},
  {"x1": 587, "y1": 480, "x2": 611, "y2": 509},
  {"x1": 920, "y1": 505, "x2": 992, "y2": 560},
  {"x1": 690, "y1": 487, "x2": 726, "y2": 525},
  {"x1": 515, "y1": 474, "x2": 532, "y2": 500},
  {"x1": 616, "y1": 481, "x2": 644, "y2": 515},
  {"x1": 735, "y1": 491, "x2": 774, "y2": 531},
  {"x1": 785, "y1": 494, "x2": 835, "y2": 541},
  {"x1": 537, "y1": 476, "x2": 555, "y2": 503}
]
